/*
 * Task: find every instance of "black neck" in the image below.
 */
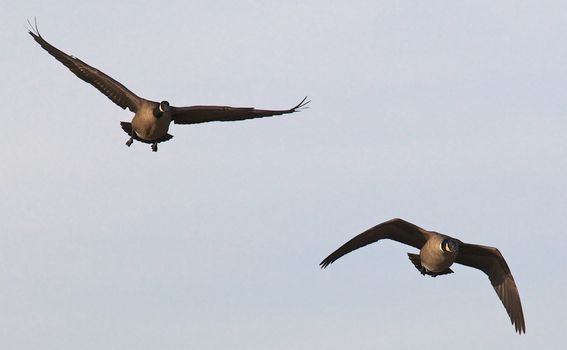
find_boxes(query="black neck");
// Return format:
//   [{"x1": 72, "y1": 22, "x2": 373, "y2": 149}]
[{"x1": 153, "y1": 106, "x2": 163, "y2": 118}]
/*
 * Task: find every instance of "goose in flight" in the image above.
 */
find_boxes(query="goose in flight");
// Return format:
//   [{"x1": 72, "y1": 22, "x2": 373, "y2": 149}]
[
  {"x1": 320, "y1": 218, "x2": 526, "y2": 334},
  {"x1": 27, "y1": 21, "x2": 309, "y2": 152}
]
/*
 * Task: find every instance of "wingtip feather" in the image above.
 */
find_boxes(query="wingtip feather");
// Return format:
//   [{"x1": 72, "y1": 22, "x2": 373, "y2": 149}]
[
  {"x1": 292, "y1": 96, "x2": 310, "y2": 111},
  {"x1": 26, "y1": 17, "x2": 40, "y2": 37},
  {"x1": 319, "y1": 258, "x2": 332, "y2": 269}
]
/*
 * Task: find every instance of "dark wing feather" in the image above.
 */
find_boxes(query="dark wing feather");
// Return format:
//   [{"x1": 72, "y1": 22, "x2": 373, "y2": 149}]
[
  {"x1": 28, "y1": 23, "x2": 142, "y2": 112},
  {"x1": 171, "y1": 97, "x2": 309, "y2": 125},
  {"x1": 320, "y1": 218, "x2": 433, "y2": 268},
  {"x1": 456, "y1": 243, "x2": 526, "y2": 334}
]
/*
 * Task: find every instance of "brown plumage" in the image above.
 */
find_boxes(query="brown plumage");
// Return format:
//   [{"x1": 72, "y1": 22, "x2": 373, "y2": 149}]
[
  {"x1": 27, "y1": 20, "x2": 309, "y2": 151},
  {"x1": 320, "y1": 218, "x2": 526, "y2": 334}
]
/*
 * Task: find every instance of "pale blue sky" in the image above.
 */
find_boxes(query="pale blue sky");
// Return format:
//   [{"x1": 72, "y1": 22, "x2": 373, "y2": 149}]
[{"x1": 1, "y1": 1, "x2": 566, "y2": 349}]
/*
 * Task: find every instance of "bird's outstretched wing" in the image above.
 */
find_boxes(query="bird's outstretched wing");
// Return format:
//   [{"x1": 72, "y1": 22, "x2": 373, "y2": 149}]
[
  {"x1": 456, "y1": 243, "x2": 526, "y2": 334},
  {"x1": 170, "y1": 97, "x2": 310, "y2": 125},
  {"x1": 27, "y1": 20, "x2": 143, "y2": 112},
  {"x1": 320, "y1": 218, "x2": 433, "y2": 268}
]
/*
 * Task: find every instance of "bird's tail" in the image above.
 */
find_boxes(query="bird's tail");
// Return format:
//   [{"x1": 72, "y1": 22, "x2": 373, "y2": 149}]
[
  {"x1": 407, "y1": 253, "x2": 454, "y2": 277},
  {"x1": 120, "y1": 122, "x2": 173, "y2": 144}
]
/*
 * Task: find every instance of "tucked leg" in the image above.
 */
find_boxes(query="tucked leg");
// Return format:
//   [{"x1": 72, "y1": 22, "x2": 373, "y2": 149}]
[
  {"x1": 151, "y1": 143, "x2": 158, "y2": 152},
  {"x1": 121, "y1": 122, "x2": 134, "y2": 147}
]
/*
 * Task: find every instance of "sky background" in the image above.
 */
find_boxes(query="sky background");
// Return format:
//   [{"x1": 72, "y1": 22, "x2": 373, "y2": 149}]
[{"x1": 2, "y1": 1, "x2": 567, "y2": 349}]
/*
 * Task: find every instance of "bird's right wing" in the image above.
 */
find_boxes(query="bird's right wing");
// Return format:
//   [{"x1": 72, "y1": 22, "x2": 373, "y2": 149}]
[
  {"x1": 455, "y1": 243, "x2": 526, "y2": 334},
  {"x1": 320, "y1": 218, "x2": 433, "y2": 268},
  {"x1": 28, "y1": 20, "x2": 143, "y2": 112}
]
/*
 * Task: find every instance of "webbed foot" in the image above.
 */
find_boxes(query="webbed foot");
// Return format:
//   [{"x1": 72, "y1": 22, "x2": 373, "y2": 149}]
[{"x1": 151, "y1": 143, "x2": 158, "y2": 152}]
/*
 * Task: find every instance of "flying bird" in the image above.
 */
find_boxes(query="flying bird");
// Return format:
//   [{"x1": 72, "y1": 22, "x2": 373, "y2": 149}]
[
  {"x1": 27, "y1": 21, "x2": 309, "y2": 152},
  {"x1": 320, "y1": 218, "x2": 526, "y2": 334}
]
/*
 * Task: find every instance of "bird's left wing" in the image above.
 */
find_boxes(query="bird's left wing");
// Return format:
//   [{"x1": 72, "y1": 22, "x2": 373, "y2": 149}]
[
  {"x1": 28, "y1": 21, "x2": 143, "y2": 112},
  {"x1": 320, "y1": 218, "x2": 433, "y2": 268},
  {"x1": 171, "y1": 97, "x2": 309, "y2": 125},
  {"x1": 456, "y1": 243, "x2": 526, "y2": 334}
]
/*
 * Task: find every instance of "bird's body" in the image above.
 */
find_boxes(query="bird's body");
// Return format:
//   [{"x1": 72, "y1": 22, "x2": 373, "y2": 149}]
[
  {"x1": 131, "y1": 101, "x2": 172, "y2": 141},
  {"x1": 320, "y1": 218, "x2": 526, "y2": 334},
  {"x1": 27, "y1": 21, "x2": 309, "y2": 151},
  {"x1": 419, "y1": 234, "x2": 457, "y2": 274}
]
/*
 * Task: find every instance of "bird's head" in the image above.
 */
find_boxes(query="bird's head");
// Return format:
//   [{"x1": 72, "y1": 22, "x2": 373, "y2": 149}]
[
  {"x1": 159, "y1": 101, "x2": 170, "y2": 112},
  {"x1": 440, "y1": 239, "x2": 458, "y2": 253},
  {"x1": 153, "y1": 100, "x2": 170, "y2": 118}
]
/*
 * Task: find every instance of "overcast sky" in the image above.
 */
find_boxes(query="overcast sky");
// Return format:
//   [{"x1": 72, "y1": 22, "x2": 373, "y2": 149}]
[{"x1": 1, "y1": 1, "x2": 566, "y2": 349}]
